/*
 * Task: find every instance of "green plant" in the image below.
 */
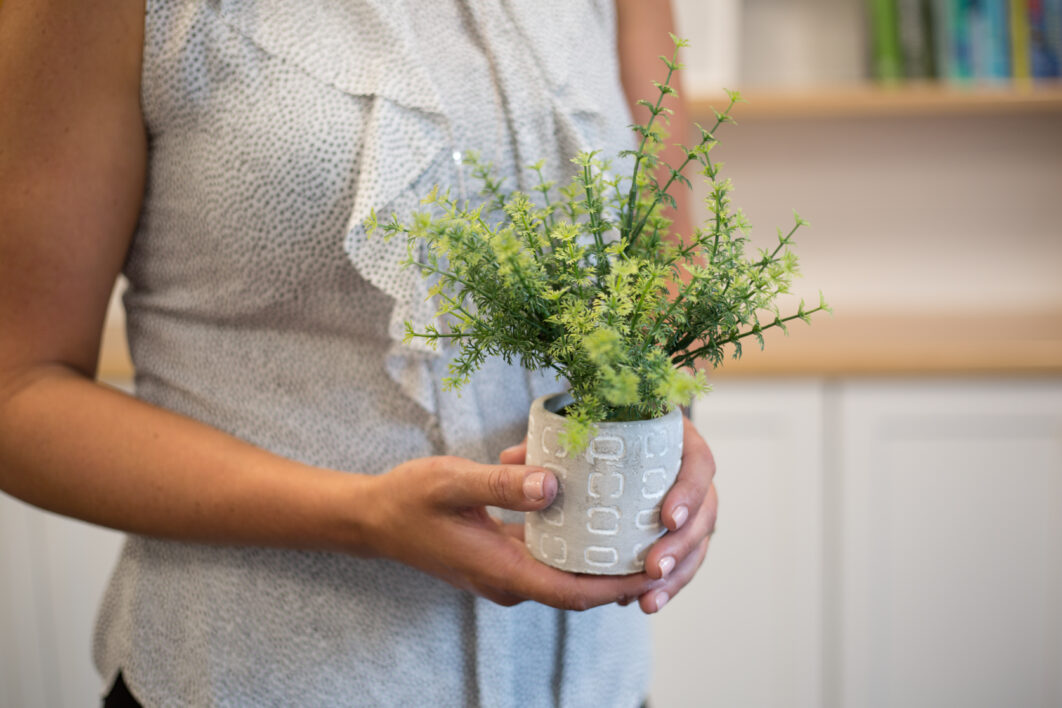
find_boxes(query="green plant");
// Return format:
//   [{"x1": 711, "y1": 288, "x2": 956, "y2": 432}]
[{"x1": 367, "y1": 35, "x2": 829, "y2": 452}]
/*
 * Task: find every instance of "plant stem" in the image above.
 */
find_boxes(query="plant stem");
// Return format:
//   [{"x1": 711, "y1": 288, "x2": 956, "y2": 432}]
[
  {"x1": 636, "y1": 275, "x2": 700, "y2": 360},
  {"x1": 532, "y1": 164, "x2": 557, "y2": 232},
  {"x1": 582, "y1": 162, "x2": 609, "y2": 282},
  {"x1": 410, "y1": 259, "x2": 553, "y2": 337},
  {"x1": 756, "y1": 223, "x2": 801, "y2": 272},
  {"x1": 671, "y1": 305, "x2": 827, "y2": 367},
  {"x1": 628, "y1": 95, "x2": 738, "y2": 251},
  {"x1": 407, "y1": 330, "x2": 471, "y2": 340},
  {"x1": 622, "y1": 66, "x2": 676, "y2": 241}
]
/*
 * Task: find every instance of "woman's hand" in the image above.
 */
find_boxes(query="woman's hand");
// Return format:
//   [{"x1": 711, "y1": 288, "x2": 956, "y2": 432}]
[
  {"x1": 359, "y1": 456, "x2": 664, "y2": 610},
  {"x1": 633, "y1": 415, "x2": 717, "y2": 612},
  {"x1": 498, "y1": 414, "x2": 718, "y2": 614}
]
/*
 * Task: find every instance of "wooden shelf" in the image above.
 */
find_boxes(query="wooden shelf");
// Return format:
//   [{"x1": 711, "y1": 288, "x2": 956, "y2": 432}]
[
  {"x1": 690, "y1": 83, "x2": 1062, "y2": 120},
  {"x1": 703, "y1": 308, "x2": 1062, "y2": 378}
]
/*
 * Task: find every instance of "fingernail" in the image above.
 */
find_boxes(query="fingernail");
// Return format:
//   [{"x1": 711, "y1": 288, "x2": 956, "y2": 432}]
[
  {"x1": 672, "y1": 505, "x2": 689, "y2": 529},
  {"x1": 523, "y1": 472, "x2": 546, "y2": 500},
  {"x1": 658, "y1": 555, "x2": 676, "y2": 579},
  {"x1": 654, "y1": 591, "x2": 670, "y2": 612}
]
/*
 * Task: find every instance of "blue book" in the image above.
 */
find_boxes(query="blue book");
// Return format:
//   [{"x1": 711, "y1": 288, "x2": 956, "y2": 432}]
[
  {"x1": 953, "y1": 0, "x2": 975, "y2": 79},
  {"x1": 967, "y1": 0, "x2": 992, "y2": 77},
  {"x1": 972, "y1": 0, "x2": 1012, "y2": 78},
  {"x1": 955, "y1": 0, "x2": 972, "y2": 78},
  {"x1": 985, "y1": 0, "x2": 1012, "y2": 77},
  {"x1": 1046, "y1": 0, "x2": 1062, "y2": 63},
  {"x1": 1030, "y1": 0, "x2": 1062, "y2": 75}
]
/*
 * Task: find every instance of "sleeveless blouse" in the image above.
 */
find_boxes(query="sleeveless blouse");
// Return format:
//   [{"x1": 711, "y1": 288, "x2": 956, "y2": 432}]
[{"x1": 93, "y1": 1, "x2": 649, "y2": 705}]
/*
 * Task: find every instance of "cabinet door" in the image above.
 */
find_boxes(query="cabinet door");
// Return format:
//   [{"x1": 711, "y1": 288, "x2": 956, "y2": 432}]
[
  {"x1": 652, "y1": 380, "x2": 825, "y2": 708},
  {"x1": 837, "y1": 380, "x2": 1062, "y2": 708},
  {"x1": 0, "y1": 494, "x2": 51, "y2": 707},
  {"x1": 0, "y1": 495, "x2": 125, "y2": 708}
]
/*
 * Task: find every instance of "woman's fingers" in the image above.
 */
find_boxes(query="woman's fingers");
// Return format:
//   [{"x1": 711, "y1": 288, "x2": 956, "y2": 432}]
[
  {"x1": 374, "y1": 454, "x2": 670, "y2": 612},
  {"x1": 661, "y1": 415, "x2": 716, "y2": 532},
  {"x1": 638, "y1": 534, "x2": 711, "y2": 614},
  {"x1": 452, "y1": 527, "x2": 661, "y2": 611},
  {"x1": 645, "y1": 482, "x2": 717, "y2": 580},
  {"x1": 487, "y1": 422, "x2": 718, "y2": 609},
  {"x1": 500, "y1": 547, "x2": 663, "y2": 611},
  {"x1": 499, "y1": 521, "x2": 526, "y2": 542},
  {"x1": 498, "y1": 437, "x2": 528, "y2": 465},
  {"x1": 496, "y1": 515, "x2": 664, "y2": 610},
  {"x1": 472, "y1": 582, "x2": 527, "y2": 607}
]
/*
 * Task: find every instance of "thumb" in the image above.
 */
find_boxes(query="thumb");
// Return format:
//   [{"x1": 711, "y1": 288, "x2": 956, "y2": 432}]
[{"x1": 445, "y1": 462, "x2": 558, "y2": 512}]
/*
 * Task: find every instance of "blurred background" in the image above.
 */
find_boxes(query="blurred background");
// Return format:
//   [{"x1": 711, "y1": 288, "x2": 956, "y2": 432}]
[{"x1": 2, "y1": 0, "x2": 1060, "y2": 706}]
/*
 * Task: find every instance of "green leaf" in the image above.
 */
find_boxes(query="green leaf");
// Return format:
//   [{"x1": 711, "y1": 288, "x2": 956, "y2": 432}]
[
  {"x1": 819, "y1": 290, "x2": 833, "y2": 314},
  {"x1": 669, "y1": 33, "x2": 690, "y2": 49},
  {"x1": 601, "y1": 366, "x2": 641, "y2": 406},
  {"x1": 652, "y1": 80, "x2": 677, "y2": 96},
  {"x1": 582, "y1": 327, "x2": 623, "y2": 365},
  {"x1": 724, "y1": 88, "x2": 744, "y2": 104}
]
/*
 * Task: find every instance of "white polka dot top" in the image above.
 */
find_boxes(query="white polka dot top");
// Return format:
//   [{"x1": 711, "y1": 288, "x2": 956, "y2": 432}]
[{"x1": 93, "y1": 1, "x2": 654, "y2": 706}]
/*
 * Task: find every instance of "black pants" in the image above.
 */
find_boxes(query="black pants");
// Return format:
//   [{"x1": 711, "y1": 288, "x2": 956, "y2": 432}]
[{"x1": 103, "y1": 672, "x2": 142, "y2": 708}]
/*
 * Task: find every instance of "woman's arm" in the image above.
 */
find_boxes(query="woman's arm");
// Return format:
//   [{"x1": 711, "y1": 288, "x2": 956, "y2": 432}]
[
  {"x1": 0, "y1": 0, "x2": 663, "y2": 611},
  {"x1": 0, "y1": 0, "x2": 359, "y2": 552},
  {"x1": 615, "y1": 0, "x2": 694, "y2": 245}
]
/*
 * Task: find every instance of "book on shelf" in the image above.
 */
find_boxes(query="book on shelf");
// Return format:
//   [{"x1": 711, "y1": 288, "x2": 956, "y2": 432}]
[
  {"x1": 870, "y1": 0, "x2": 1061, "y2": 83},
  {"x1": 972, "y1": 0, "x2": 1012, "y2": 79},
  {"x1": 1029, "y1": 0, "x2": 1062, "y2": 76},
  {"x1": 871, "y1": 0, "x2": 905, "y2": 80},
  {"x1": 899, "y1": 0, "x2": 938, "y2": 78},
  {"x1": 1012, "y1": 0, "x2": 1033, "y2": 78}
]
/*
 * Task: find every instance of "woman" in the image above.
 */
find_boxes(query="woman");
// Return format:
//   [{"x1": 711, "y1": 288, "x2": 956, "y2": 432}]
[{"x1": 0, "y1": 0, "x2": 718, "y2": 705}]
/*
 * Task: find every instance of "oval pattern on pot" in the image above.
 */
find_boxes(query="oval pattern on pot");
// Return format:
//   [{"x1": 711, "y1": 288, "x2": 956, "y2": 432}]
[{"x1": 524, "y1": 392, "x2": 683, "y2": 575}]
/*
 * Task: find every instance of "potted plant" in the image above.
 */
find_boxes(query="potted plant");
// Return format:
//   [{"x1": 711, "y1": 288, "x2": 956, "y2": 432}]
[{"x1": 367, "y1": 35, "x2": 828, "y2": 575}]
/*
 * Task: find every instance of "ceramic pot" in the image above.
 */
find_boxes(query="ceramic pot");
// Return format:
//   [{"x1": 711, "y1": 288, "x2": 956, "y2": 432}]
[{"x1": 524, "y1": 391, "x2": 683, "y2": 575}]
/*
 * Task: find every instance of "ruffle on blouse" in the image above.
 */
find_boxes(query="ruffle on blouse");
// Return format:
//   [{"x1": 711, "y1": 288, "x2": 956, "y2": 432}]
[
  {"x1": 212, "y1": 0, "x2": 629, "y2": 466},
  {"x1": 212, "y1": 1, "x2": 469, "y2": 451},
  {"x1": 213, "y1": 0, "x2": 449, "y2": 342}
]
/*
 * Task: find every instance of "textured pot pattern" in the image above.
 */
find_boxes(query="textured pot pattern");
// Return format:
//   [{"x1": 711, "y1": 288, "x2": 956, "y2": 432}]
[{"x1": 524, "y1": 392, "x2": 683, "y2": 575}]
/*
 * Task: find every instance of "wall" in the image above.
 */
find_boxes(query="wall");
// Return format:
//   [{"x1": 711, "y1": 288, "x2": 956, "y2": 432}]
[{"x1": 706, "y1": 109, "x2": 1062, "y2": 315}]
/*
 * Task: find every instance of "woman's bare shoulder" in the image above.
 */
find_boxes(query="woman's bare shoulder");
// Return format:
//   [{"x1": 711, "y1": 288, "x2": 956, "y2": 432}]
[
  {"x1": 0, "y1": 0, "x2": 144, "y2": 91},
  {"x1": 0, "y1": 0, "x2": 146, "y2": 379}
]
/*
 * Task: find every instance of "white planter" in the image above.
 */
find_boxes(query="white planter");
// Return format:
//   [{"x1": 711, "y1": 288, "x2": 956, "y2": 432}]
[{"x1": 524, "y1": 392, "x2": 683, "y2": 575}]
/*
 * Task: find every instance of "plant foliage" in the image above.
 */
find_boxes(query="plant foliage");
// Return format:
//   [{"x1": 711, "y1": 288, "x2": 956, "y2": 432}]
[{"x1": 367, "y1": 35, "x2": 829, "y2": 452}]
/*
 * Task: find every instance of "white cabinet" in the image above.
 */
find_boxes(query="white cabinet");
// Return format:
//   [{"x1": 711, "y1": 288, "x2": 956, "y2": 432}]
[
  {"x1": 0, "y1": 495, "x2": 124, "y2": 707},
  {"x1": 653, "y1": 378, "x2": 1062, "y2": 708},
  {"x1": 652, "y1": 380, "x2": 826, "y2": 708},
  {"x1": 836, "y1": 380, "x2": 1062, "y2": 708}
]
